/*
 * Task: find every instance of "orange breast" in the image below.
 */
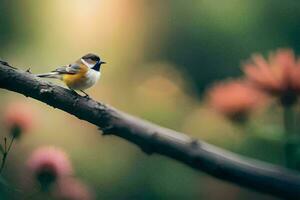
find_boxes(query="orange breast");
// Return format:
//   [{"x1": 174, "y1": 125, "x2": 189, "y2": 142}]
[{"x1": 62, "y1": 64, "x2": 88, "y2": 89}]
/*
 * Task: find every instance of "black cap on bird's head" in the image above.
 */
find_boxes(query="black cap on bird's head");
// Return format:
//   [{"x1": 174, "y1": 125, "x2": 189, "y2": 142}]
[{"x1": 81, "y1": 53, "x2": 106, "y2": 71}]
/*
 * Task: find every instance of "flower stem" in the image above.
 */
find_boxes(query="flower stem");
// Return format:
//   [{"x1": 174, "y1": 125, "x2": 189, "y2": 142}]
[
  {"x1": 284, "y1": 106, "x2": 294, "y2": 134},
  {"x1": 283, "y1": 106, "x2": 296, "y2": 168},
  {"x1": 0, "y1": 136, "x2": 15, "y2": 174}
]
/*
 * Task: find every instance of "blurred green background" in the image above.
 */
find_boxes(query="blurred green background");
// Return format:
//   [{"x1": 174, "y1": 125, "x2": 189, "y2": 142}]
[{"x1": 1, "y1": 0, "x2": 299, "y2": 199}]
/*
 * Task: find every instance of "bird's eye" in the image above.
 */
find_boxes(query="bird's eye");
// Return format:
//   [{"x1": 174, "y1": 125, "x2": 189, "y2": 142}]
[{"x1": 92, "y1": 56, "x2": 100, "y2": 61}]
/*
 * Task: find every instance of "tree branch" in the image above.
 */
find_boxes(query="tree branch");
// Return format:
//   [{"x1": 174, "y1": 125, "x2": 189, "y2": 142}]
[{"x1": 0, "y1": 62, "x2": 300, "y2": 199}]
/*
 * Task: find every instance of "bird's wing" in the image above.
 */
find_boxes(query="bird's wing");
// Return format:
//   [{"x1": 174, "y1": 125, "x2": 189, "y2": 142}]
[
  {"x1": 52, "y1": 63, "x2": 81, "y2": 75},
  {"x1": 66, "y1": 63, "x2": 81, "y2": 73},
  {"x1": 52, "y1": 66, "x2": 69, "y2": 74}
]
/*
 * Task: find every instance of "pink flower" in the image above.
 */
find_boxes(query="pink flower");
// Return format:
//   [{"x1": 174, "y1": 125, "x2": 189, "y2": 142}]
[
  {"x1": 243, "y1": 49, "x2": 300, "y2": 106},
  {"x1": 27, "y1": 147, "x2": 73, "y2": 190},
  {"x1": 54, "y1": 178, "x2": 94, "y2": 200},
  {"x1": 208, "y1": 80, "x2": 265, "y2": 121},
  {"x1": 3, "y1": 102, "x2": 35, "y2": 137}
]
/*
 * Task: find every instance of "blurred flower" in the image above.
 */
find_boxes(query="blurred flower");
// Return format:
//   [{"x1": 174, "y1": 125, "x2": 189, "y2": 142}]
[
  {"x1": 135, "y1": 63, "x2": 191, "y2": 110},
  {"x1": 138, "y1": 75, "x2": 181, "y2": 100},
  {"x1": 208, "y1": 80, "x2": 265, "y2": 121},
  {"x1": 27, "y1": 147, "x2": 73, "y2": 191},
  {"x1": 3, "y1": 102, "x2": 35, "y2": 138},
  {"x1": 243, "y1": 49, "x2": 300, "y2": 106},
  {"x1": 54, "y1": 177, "x2": 94, "y2": 200}
]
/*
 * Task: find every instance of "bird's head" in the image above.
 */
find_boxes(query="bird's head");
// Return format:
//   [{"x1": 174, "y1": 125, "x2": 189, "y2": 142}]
[{"x1": 81, "y1": 53, "x2": 106, "y2": 71}]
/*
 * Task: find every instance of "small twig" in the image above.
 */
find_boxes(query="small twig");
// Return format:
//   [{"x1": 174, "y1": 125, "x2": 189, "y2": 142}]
[
  {"x1": 6, "y1": 137, "x2": 15, "y2": 154},
  {"x1": 4, "y1": 138, "x2": 7, "y2": 152},
  {"x1": 26, "y1": 68, "x2": 31, "y2": 73},
  {"x1": 0, "y1": 137, "x2": 15, "y2": 174},
  {"x1": 0, "y1": 60, "x2": 16, "y2": 69},
  {"x1": 0, "y1": 154, "x2": 7, "y2": 174},
  {"x1": 0, "y1": 144, "x2": 4, "y2": 155}
]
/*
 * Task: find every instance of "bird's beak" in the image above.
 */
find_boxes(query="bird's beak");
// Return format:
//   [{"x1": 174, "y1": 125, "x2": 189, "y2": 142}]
[{"x1": 101, "y1": 61, "x2": 106, "y2": 64}]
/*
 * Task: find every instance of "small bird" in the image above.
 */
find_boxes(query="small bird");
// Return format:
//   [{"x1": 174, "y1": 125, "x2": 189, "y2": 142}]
[{"x1": 36, "y1": 53, "x2": 106, "y2": 97}]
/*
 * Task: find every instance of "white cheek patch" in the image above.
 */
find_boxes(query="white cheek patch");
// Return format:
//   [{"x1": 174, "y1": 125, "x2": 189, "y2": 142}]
[{"x1": 81, "y1": 58, "x2": 95, "y2": 68}]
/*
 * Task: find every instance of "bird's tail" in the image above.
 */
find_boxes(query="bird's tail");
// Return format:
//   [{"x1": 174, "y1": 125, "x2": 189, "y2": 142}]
[{"x1": 36, "y1": 72, "x2": 61, "y2": 79}]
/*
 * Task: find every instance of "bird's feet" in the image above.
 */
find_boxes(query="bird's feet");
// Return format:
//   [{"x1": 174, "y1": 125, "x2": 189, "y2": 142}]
[
  {"x1": 80, "y1": 90, "x2": 90, "y2": 99},
  {"x1": 69, "y1": 89, "x2": 79, "y2": 96},
  {"x1": 68, "y1": 89, "x2": 91, "y2": 99}
]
